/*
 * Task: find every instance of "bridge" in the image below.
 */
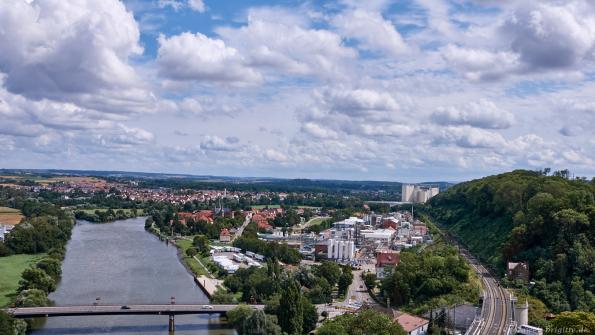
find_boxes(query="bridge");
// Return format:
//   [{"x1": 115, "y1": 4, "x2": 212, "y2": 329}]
[{"x1": 5, "y1": 304, "x2": 265, "y2": 332}]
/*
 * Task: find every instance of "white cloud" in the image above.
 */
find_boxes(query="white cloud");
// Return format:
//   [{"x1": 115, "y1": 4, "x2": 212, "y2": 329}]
[
  {"x1": 188, "y1": 0, "x2": 206, "y2": 13},
  {"x1": 442, "y1": 44, "x2": 521, "y2": 81},
  {"x1": 501, "y1": 1, "x2": 595, "y2": 71},
  {"x1": 157, "y1": 32, "x2": 262, "y2": 85},
  {"x1": 200, "y1": 135, "x2": 242, "y2": 152},
  {"x1": 434, "y1": 126, "x2": 507, "y2": 149},
  {"x1": 332, "y1": 9, "x2": 408, "y2": 57},
  {"x1": 431, "y1": 100, "x2": 515, "y2": 129},
  {"x1": 443, "y1": 1, "x2": 595, "y2": 80},
  {"x1": 0, "y1": 0, "x2": 147, "y2": 109},
  {"x1": 216, "y1": 9, "x2": 356, "y2": 80}
]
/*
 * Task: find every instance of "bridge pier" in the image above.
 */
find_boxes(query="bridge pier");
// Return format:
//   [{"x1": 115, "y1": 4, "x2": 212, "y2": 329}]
[{"x1": 168, "y1": 314, "x2": 175, "y2": 333}]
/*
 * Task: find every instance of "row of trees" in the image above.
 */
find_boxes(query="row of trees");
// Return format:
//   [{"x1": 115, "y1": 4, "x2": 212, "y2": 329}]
[{"x1": 74, "y1": 208, "x2": 139, "y2": 223}]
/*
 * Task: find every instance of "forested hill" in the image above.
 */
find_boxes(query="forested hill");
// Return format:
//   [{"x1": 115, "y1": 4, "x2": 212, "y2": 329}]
[{"x1": 426, "y1": 169, "x2": 595, "y2": 312}]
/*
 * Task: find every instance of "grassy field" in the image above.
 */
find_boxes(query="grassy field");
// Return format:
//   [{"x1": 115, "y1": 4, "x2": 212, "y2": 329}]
[
  {"x1": 175, "y1": 238, "x2": 211, "y2": 277},
  {"x1": 78, "y1": 208, "x2": 144, "y2": 215},
  {"x1": 305, "y1": 217, "x2": 327, "y2": 227},
  {"x1": 0, "y1": 254, "x2": 46, "y2": 307},
  {"x1": 0, "y1": 206, "x2": 24, "y2": 226}
]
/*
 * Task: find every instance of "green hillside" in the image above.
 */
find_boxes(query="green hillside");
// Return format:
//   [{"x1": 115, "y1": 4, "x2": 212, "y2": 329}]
[{"x1": 426, "y1": 169, "x2": 595, "y2": 312}]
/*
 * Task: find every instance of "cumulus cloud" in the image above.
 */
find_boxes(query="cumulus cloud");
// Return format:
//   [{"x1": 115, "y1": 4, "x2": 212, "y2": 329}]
[
  {"x1": 0, "y1": 0, "x2": 147, "y2": 108},
  {"x1": 322, "y1": 88, "x2": 399, "y2": 115},
  {"x1": 157, "y1": 32, "x2": 262, "y2": 85},
  {"x1": 444, "y1": 1, "x2": 595, "y2": 80},
  {"x1": 200, "y1": 135, "x2": 242, "y2": 152},
  {"x1": 501, "y1": 1, "x2": 595, "y2": 71},
  {"x1": 188, "y1": 0, "x2": 206, "y2": 13},
  {"x1": 431, "y1": 100, "x2": 515, "y2": 129},
  {"x1": 442, "y1": 44, "x2": 521, "y2": 81},
  {"x1": 332, "y1": 9, "x2": 408, "y2": 57},
  {"x1": 433, "y1": 126, "x2": 507, "y2": 149},
  {"x1": 216, "y1": 9, "x2": 356, "y2": 80}
]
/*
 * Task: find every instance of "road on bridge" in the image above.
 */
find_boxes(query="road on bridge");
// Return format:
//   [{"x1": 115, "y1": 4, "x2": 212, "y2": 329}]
[{"x1": 5, "y1": 304, "x2": 265, "y2": 318}]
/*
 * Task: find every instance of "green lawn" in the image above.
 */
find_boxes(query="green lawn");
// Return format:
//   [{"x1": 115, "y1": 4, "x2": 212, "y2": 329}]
[
  {"x1": 305, "y1": 217, "x2": 327, "y2": 227},
  {"x1": 0, "y1": 254, "x2": 46, "y2": 307},
  {"x1": 79, "y1": 208, "x2": 144, "y2": 215},
  {"x1": 175, "y1": 238, "x2": 212, "y2": 277}
]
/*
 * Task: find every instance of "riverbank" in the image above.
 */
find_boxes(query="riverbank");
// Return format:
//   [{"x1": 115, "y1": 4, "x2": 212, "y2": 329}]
[
  {"x1": 146, "y1": 221, "x2": 222, "y2": 300},
  {"x1": 0, "y1": 253, "x2": 46, "y2": 307},
  {"x1": 30, "y1": 216, "x2": 218, "y2": 334},
  {"x1": 74, "y1": 209, "x2": 145, "y2": 223}
]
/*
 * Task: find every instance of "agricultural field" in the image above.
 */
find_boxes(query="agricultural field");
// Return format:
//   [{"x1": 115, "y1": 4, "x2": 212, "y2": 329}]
[
  {"x1": 0, "y1": 254, "x2": 46, "y2": 307},
  {"x1": 0, "y1": 206, "x2": 24, "y2": 226}
]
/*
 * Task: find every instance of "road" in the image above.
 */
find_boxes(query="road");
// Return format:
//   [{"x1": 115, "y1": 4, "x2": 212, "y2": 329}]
[
  {"x1": 5, "y1": 304, "x2": 265, "y2": 318},
  {"x1": 232, "y1": 212, "x2": 252, "y2": 242},
  {"x1": 460, "y1": 249, "x2": 512, "y2": 335}
]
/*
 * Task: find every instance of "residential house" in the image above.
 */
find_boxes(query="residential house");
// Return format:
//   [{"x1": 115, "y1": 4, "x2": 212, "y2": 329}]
[
  {"x1": 219, "y1": 228, "x2": 231, "y2": 243},
  {"x1": 507, "y1": 262, "x2": 530, "y2": 282},
  {"x1": 394, "y1": 312, "x2": 429, "y2": 335},
  {"x1": 376, "y1": 250, "x2": 400, "y2": 279}
]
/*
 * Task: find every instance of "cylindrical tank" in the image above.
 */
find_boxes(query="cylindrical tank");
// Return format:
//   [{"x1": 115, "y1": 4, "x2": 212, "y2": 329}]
[{"x1": 514, "y1": 299, "x2": 529, "y2": 326}]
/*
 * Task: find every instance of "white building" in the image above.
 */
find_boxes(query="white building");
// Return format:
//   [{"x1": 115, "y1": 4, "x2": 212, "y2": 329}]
[
  {"x1": 0, "y1": 224, "x2": 14, "y2": 241},
  {"x1": 360, "y1": 229, "x2": 395, "y2": 243},
  {"x1": 327, "y1": 239, "x2": 355, "y2": 260},
  {"x1": 401, "y1": 184, "x2": 439, "y2": 204},
  {"x1": 401, "y1": 184, "x2": 415, "y2": 202}
]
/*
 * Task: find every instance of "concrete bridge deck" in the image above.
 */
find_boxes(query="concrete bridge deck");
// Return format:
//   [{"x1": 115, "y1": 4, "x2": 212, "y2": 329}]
[{"x1": 5, "y1": 304, "x2": 264, "y2": 318}]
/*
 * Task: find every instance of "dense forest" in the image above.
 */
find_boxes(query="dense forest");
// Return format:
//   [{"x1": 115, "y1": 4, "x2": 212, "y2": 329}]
[{"x1": 426, "y1": 170, "x2": 595, "y2": 313}]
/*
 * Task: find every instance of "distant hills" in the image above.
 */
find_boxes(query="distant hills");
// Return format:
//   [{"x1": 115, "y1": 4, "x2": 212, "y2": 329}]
[
  {"x1": 427, "y1": 169, "x2": 595, "y2": 313},
  {"x1": 0, "y1": 168, "x2": 453, "y2": 193}
]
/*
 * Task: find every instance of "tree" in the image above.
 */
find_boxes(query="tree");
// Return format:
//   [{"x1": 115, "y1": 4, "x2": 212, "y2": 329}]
[
  {"x1": 18, "y1": 268, "x2": 56, "y2": 294},
  {"x1": 549, "y1": 311, "x2": 595, "y2": 334},
  {"x1": 363, "y1": 272, "x2": 377, "y2": 290},
  {"x1": 316, "y1": 261, "x2": 342, "y2": 287},
  {"x1": 36, "y1": 257, "x2": 62, "y2": 281},
  {"x1": 0, "y1": 310, "x2": 26, "y2": 335},
  {"x1": 317, "y1": 309, "x2": 406, "y2": 335},
  {"x1": 227, "y1": 305, "x2": 282, "y2": 335},
  {"x1": 278, "y1": 280, "x2": 304, "y2": 335},
  {"x1": 227, "y1": 305, "x2": 254, "y2": 333},
  {"x1": 211, "y1": 288, "x2": 237, "y2": 304},
  {"x1": 186, "y1": 247, "x2": 198, "y2": 257},
  {"x1": 14, "y1": 289, "x2": 49, "y2": 307},
  {"x1": 302, "y1": 296, "x2": 318, "y2": 334},
  {"x1": 338, "y1": 267, "x2": 353, "y2": 296},
  {"x1": 193, "y1": 235, "x2": 211, "y2": 255}
]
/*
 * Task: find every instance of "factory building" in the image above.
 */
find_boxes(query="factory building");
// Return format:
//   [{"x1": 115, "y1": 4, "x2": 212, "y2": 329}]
[
  {"x1": 401, "y1": 184, "x2": 439, "y2": 203},
  {"x1": 327, "y1": 238, "x2": 355, "y2": 260}
]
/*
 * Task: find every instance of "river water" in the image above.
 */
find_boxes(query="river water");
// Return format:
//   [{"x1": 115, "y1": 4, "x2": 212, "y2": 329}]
[{"x1": 29, "y1": 217, "x2": 235, "y2": 335}]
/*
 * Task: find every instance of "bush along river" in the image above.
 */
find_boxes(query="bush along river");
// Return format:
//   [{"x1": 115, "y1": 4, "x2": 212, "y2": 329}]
[{"x1": 29, "y1": 217, "x2": 235, "y2": 334}]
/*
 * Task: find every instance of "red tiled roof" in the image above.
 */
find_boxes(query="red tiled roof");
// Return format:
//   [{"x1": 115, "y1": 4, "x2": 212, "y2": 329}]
[
  {"x1": 394, "y1": 313, "x2": 428, "y2": 333},
  {"x1": 376, "y1": 252, "x2": 400, "y2": 267}
]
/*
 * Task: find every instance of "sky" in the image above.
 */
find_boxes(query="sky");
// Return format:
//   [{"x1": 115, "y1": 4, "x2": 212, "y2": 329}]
[{"x1": 0, "y1": 0, "x2": 594, "y2": 182}]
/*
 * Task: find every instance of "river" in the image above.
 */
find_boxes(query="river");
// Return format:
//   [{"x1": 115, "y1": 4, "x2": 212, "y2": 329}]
[{"x1": 29, "y1": 217, "x2": 235, "y2": 335}]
